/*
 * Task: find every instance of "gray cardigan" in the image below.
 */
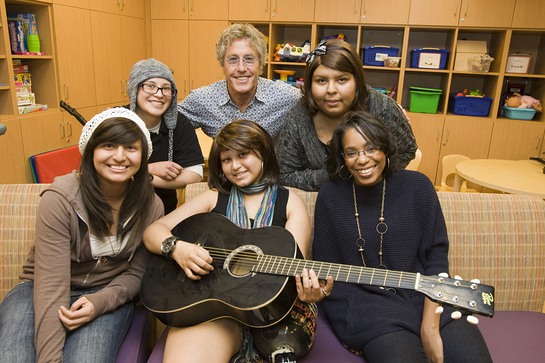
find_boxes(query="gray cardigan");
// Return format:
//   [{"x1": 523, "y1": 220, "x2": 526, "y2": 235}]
[{"x1": 276, "y1": 86, "x2": 417, "y2": 191}]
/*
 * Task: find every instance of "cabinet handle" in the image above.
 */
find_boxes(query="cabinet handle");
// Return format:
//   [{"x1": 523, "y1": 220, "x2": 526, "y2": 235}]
[
  {"x1": 436, "y1": 129, "x2": 441, "y2": 143},
  {"x1": 537, "y1": 136, "x2": 542, "y2": 152},
  {"x1": 362, "y1": 0, "x2": 366, "y2": 19},
  {"x1": 265, "y1": 0, "x2": 269, "y2": 13},
  {"x1": 442, "y1": 129, "x2": 449, "y2": 146},
  {"x1": 461, "y1": 2, "x2": 469, "y2": 22},
  {"x1": 190, "y1": 0, "x2": 193, "y2": 16},
  {"x1": 272, "y1": 0, "x2": 277, "y2": 17},
  {"x1": 60, "y1": 123, "x2": 65, "y2": 139},
  {"x1": 184, "y1": 80, "x2": 187, "y2": 95},
  {"x1": 64, "y1": 84, "x2": 69, "y2": 100},
  {"x1": 66, "y1": 121, "x2": 73, "y2": 138},
  {"x1": 354, "y1": 0, "x2": 358, "y2": 14},
  {"x1": 183, "y1": 0, "x2": 185, "y2": 12}
]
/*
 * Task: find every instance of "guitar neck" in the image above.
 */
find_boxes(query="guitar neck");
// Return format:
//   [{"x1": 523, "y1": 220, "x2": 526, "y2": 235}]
[{"x1": 255, "y1": 255, "x2": 420, "y2": 291}]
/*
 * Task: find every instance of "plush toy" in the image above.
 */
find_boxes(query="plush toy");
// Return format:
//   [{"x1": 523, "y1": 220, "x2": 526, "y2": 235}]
[{"x1": 505, "y1": 92, "x2": 543, "y2": 112}]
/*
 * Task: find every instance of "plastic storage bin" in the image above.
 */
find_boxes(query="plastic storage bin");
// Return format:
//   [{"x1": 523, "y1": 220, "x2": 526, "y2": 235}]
[
  {"x1": 409, "y1": 87, "x2": 442, "y2": 113},
  {"x1": 411, "y1": 48, "x2": 449, "y2": 69},
  {"x1": 503, "y1": 105, "x2": 537, "y2": 120},
  {"x1": 449, "y1": 93, "x2": 493, "y2": 117},
  {"x1": 362, "y1": 46, "x2": 399, "y2": 66}
]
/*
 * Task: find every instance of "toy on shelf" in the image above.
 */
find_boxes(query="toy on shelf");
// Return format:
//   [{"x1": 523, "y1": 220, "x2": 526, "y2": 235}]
[
  {"x1": 274, "y1": 69, "x2": 296, "y2": 82},
  {"x1": 320, "y1": 33, "x2": 346, "y2": 42},
  {"x1": 275, "y1": 41, "x2": 310, "y2": 62},
  {"x1": 505, "y1": 92, "x2": 542, "y2": 112}
]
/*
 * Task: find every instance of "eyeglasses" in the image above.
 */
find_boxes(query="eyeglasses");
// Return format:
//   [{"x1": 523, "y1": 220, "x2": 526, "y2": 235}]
[
  {"x1": 225, "y1": 56, "x2": 257, "y2": 67},
  {"x1": 342, "y1": 146, "x2": 381, "y2": 160},
  {"x1": 139, "y1": 83, "x2": 177, "y2": 97}
]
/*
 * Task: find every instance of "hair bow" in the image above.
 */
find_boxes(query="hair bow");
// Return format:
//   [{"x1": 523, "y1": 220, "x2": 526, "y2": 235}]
[{"x1": 305, "y1": 41, "x2": 327, "y2": 67}]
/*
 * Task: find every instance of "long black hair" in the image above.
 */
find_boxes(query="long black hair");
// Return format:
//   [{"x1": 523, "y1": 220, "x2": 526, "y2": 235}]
[{"x1": 79, "y1": 117, "x2": 154, "y2": 239}]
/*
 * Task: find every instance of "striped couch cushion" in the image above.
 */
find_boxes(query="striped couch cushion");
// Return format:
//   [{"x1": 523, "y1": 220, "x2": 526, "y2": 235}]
[
  {"x1": 438, "y1": 191, "x2": 545, "y2": 312},
  {"x1": 0, "y1": 184, "x2": 49, "y2": 300}
]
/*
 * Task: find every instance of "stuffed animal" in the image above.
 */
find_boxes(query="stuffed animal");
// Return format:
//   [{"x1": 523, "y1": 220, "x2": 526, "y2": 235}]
[{"x1": 505, "y1": 92, "x2": 543, "y2": 112}]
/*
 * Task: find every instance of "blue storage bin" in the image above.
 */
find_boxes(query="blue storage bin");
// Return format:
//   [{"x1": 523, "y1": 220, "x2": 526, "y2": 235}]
[
  {"x1": 503, "y1": 105, "x2": 537, "y2": 120},
  {"x1": 411, "y1": 48, "x2": 449, "y2": 69},
  {"x1": 362, "y1": 46, "x2": 399, "y2": 66},
  {"x1": 449, "y1": 93, "x2": 492, "y2": 117}
]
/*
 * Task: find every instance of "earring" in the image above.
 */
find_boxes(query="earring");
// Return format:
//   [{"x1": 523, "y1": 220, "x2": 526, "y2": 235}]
[{"x1": 339, "y1": 165, "x2": 352, "y2": 180}]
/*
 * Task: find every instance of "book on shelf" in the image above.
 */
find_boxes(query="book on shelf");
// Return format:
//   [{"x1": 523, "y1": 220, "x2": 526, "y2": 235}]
[
  {"x1": 7, "y1": 13, "x2": 41, "y2": 55},
  {"x1": 18, "y1": 104, "x2": 47, "y2": 114},
  {"x1": 13, "y1": 64, "x2": 29, "y2": 73}
]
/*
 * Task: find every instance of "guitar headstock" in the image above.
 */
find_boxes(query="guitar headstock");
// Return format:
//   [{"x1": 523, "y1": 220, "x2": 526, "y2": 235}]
[{"x1": 417, "y1": 274, "x2": 495, "y2": 317}]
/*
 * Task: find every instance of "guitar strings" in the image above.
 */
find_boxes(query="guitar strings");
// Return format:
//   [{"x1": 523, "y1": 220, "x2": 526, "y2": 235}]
[{"x1": 198, "y1": 246, "x2": 471, "y2": 290}]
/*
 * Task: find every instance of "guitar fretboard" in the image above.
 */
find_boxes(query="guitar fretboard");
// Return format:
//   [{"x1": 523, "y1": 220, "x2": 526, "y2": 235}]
[{"x1": 255, "y1": 254, "x2": 420, "y2": 291}]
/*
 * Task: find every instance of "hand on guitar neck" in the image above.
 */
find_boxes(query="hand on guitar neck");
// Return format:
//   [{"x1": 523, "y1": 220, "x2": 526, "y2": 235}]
[{"x1": 141, "y1": 213, "x2": 495, "y2": 329}]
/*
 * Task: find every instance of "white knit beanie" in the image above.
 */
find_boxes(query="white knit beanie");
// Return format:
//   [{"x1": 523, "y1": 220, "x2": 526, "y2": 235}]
[
  {"x1": 79, "y1": 107, "x2": 153, "y2": 159},
  {"x1": 127, "y1": 58, "x2": 178, "y2": 130}
]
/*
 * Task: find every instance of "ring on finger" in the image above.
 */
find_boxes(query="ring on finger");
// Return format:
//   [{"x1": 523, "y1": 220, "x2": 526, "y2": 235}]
[{"x1": 321, "y1": 287, "x2": 330, "y2": 297}]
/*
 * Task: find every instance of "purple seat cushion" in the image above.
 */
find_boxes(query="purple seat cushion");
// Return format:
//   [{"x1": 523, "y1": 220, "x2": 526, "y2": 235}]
[
  {"x1": 147, "y1": 314, "x2": 364, "y2": 363},
  {"x1": 146, "y1": 310, "x2": 545, "y2": 363},
  {"x1": 115, "y1": 305, "x2": 157, "y2": 363},
  {"x1": 477, "y1": 310, "x2": 545, "y2": 363}
]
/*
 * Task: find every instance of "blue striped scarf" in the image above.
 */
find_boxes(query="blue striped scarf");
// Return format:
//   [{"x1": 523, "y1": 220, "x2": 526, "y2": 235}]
[{"x1": 226, "y1": 183, "x2": 278, "y2": 229}]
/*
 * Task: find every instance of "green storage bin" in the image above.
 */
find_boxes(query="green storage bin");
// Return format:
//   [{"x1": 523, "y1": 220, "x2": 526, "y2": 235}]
[{"x1": 409, "y1": 86, "x2": 442, "y2": 114}]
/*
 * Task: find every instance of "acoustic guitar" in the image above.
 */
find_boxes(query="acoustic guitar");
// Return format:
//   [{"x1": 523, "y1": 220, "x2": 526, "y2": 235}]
[{"x1": 140, "y1": 213, "x2": 495, "y2": 328}]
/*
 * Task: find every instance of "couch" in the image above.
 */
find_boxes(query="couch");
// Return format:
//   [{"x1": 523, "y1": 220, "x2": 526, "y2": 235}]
[
  {"x1": 0, "y1": 184, "x2": 157, "y2": 363},
  {"x1": 147, "y1": 182, "x2": 545, "y2": 363}
]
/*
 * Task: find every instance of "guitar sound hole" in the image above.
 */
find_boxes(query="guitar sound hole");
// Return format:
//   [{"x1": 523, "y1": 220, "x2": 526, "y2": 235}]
[{"x1": 228, "y1": 249, "x2": 259, "y2": 277}]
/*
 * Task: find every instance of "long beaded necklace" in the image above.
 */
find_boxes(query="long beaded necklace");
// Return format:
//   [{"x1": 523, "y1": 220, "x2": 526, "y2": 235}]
[{"x1": 352, "y1": 178, "x2": 388, "y2": 268}]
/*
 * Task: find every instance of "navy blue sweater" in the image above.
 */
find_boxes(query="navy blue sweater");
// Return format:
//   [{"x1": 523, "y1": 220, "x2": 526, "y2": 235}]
[{"x1": 312, "y1": 170, "x2": 451, "y2": 350}]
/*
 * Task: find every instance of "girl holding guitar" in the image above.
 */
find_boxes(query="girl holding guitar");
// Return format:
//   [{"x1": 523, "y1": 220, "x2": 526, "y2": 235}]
[{"x1": 143, "y1": 119, "x2": 334, "y2": 362}]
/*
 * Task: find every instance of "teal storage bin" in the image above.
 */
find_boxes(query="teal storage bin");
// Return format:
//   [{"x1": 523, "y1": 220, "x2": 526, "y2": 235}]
[{"x1": 409, "y1": 87, "x2": 442, "y2": 113}]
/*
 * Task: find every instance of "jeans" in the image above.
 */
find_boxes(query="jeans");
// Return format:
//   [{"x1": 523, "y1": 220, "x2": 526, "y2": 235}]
[
  {"x1": 362, "y1": 318, "x2": 492, "y2": 363},
  {"x1": 0, "y1": 282, "x2": 134, "y2": 363}
]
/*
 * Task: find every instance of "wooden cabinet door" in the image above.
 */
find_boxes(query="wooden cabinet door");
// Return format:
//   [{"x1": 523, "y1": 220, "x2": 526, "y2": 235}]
[
  {"x1": 61, "y1": 106, "x2": 95, "y2": 146},
  {"x1": 120, "y1": 0, "x2": 145, "y2": 18},
  {"x1": 407, "y1": 113, "x2": 444, "y2": 183},
  {"x1": 187, "y1": 0, "x2": 228, "y2": 20},
  {"x1": 315, "y1": 0, "x2": 361, "y2": 23},
  {"x1": 152, "y1": 20, "x2": 190, "y2": 99},
  {"x1": 120, "y1": 16, "x2": 147, "y2": 100},
  {"x1": 53, "y1": 5, "x2": 97, "y2": 109},
  {"x1": 361, "y1": 0, "x2": 409, "y2": 25},
  {"x1": 0, "y1": 118, "x2": 27, "y2": 183},
  {"x1": 89, "y1": 0, "x2": 119, "y2": 13},
  {"x1": 229, "y1": 0, "x2": 270, "y2": 21},
  {"x1": 90, "y1": 11, "x2": 125, "y2": 105},
  {"x1": 458, "y1": 0, "x2": 516, "y2": 27},
  {"x1": 19, "y1": 112, "x2": 65, "y2": 163},
  {"x1": 439, "y1": 117, "x2": 493, "y2": 159},
  {"x1": 488, "y1": 120, "x2": 545, "y2": 160},
  {"x1": 409, "y1": 0, "x2": 461, "y2": 26},
  {"x1": 151, "y1": 0, "x2": 188, "y2": 19},
  {"x1": 270, "y1": 0, "x2": 314, "y2": 22},
  {"x1": 52, "y1": 0, "x2": 90, "y2": 8},
  {"x1": 188, "y1": 21, "x2": 228, "y2": 91},
  {"x1": 512, "y1": 0, "x2": 545, "y2": 29}
]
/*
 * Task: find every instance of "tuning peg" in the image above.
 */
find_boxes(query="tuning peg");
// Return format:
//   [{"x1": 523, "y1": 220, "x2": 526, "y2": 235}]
[
  {"x1": 435, "y1": 306, "x2": 444, "y2": 315},
  {"x1": 451, "y1": 311, "x2": 462, "y2": 320},
  {"x1": 466, "y1": 315, "x2": 479, "y2": 325},
  {"x1": 454, "y1": 275, "x2": 462, "y2": 280},
  {"x1": 438, "y1": 272, "x2": 449, "y2": 278},
  {"x1": 470, "y1": 278, "x2": 481, "y2": 284}
]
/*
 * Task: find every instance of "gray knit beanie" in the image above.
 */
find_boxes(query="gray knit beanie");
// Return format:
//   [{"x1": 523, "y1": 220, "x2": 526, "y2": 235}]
[{"x1": 128, "y1": 58, "x2": 178, "y2": 130}]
